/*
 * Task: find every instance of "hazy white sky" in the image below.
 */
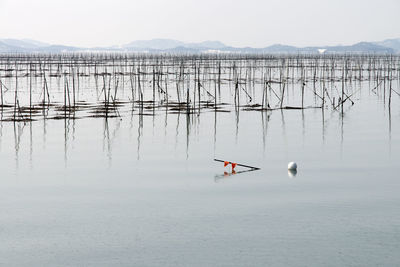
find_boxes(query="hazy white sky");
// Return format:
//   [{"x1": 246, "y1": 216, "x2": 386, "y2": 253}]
[{"x1": 0, "y1": 0, "x2": 399, "y2": 47}]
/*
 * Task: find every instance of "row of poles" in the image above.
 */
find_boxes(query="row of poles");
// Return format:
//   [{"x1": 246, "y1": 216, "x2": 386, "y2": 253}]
[{"x1": 0, "y1": 53, "x2": 399, "y2": 121}]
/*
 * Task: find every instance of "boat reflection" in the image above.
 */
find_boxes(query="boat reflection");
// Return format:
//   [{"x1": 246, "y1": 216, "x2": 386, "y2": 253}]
[{"x1": 214, "y1": 168, "x2": 260, "y2": 182}]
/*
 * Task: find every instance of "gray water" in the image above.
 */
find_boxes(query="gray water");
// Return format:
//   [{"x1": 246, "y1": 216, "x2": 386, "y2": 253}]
[{"x1": 0, "y1": 85, "x2": 400, "y2": 266}]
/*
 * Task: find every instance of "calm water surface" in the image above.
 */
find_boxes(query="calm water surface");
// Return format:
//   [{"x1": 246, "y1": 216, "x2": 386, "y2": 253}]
[{"x1": 0, "y1": 90, "x2": 399, "y2": 266}]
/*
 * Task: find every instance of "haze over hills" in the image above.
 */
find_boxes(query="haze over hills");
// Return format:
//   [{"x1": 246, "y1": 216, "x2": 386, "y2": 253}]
[
  {"x1": 375, "y1": 38, "x2": 400, "y2": 52},
  {"x1": 0, "y1": 38, "x2": 399, "y2": 54}
]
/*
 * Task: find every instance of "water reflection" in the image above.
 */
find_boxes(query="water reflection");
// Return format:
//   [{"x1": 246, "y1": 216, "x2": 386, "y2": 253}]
[
  {"x1": 214, "y1": 168, "x2": 260, "y2": 182},
  {"x1": 103, "y1": 118, "x2": 121, "y2": 167},
  {"x1": 0, "y1": 90, "x2": 397, "y2": 178},
  {"x1": 261, "y1": 111, "x2": 270, "y2": 155},
  {"x1": 13, "y1": 121, "x2": 25, "y2": 170},
  {"x1": 388, "y1": 106, "x2": 391, "y2": 142},
  {"x1": 29, "y1": 121, "x2": 32, "y2": 169},
  {"x1": 186, "y1": 111, "x2": 190, "y2": 159},
  {"x1": 137, "y1": 113, "x2": 143, "y2": 161},
  {"x1": 288, "y1": 169, "x2": 297, "y2": 178}
]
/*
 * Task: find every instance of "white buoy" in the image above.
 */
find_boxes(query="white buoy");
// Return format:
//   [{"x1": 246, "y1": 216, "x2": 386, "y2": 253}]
[{"x1": 288, "y1": 162, "x2": 297, "y2": 170}]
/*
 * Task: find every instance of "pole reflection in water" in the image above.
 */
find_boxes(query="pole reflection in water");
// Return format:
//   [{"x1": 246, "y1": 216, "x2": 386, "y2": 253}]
[
  {"x1": 135, "y1": 114, "x2": 141, "y2": 161},
  {"x1": 103, "y1": 118, "x2": 111, "y2": 167},
  {"x1": 261, "y1": 111, "x2": 268, "y2": 156},
  {"x1": 13, "y1": 121, "x2": 25, "y2": 171},
  {"x1": 214, "y1": 110, "x2": 217, "y2": 157},
  {"x1": 186, "y1": 110, "x2": 190, "y2": 160},
  {"x1": 29, "y1": 121, "x2": 32, "y2": 169},
  {"x1": 64, "y1": 118, "x2": 69, "y2": 168},
  {"x1": 0, "y1": 67, "x2": 397, "y2": 184}
]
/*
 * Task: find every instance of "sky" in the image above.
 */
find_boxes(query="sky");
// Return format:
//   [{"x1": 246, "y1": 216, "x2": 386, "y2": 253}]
[{"x1": 0, "y1": 0, "x2": 399, "y2": 48}]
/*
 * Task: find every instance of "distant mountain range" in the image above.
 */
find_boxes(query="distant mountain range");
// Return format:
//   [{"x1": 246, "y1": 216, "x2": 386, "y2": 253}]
[{"x1": 0, "y1": 38, "x2": 399, "y2": 54}]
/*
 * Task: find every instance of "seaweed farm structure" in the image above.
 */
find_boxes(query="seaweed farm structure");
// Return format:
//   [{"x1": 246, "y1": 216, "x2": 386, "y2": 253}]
[{"x1": 0, "y1": 53, "x2": 399, "y2": 122}]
